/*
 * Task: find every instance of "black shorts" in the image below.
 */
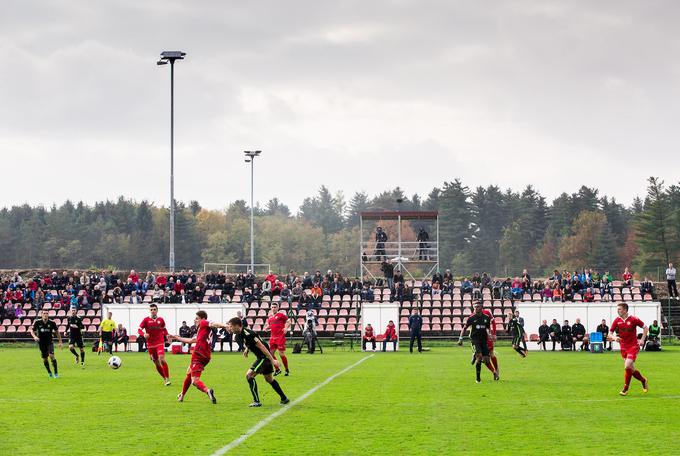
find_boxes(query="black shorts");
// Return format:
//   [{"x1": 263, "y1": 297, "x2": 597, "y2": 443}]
[
  {"x1": 250, "y1": 357, "x2": 274, "y2": 375},
  {"x1": 39, "y1": 342, "x2": 54, "y2": 358},
  {"x1": 69, "y1": 333, "x2": 84, "y2": 348},
  {"x1": 102, "y1": 332, "x2": 113, "y2": 342},
  {"x1": 471, "y1": 338, "x2": 490, "y2": 357}
]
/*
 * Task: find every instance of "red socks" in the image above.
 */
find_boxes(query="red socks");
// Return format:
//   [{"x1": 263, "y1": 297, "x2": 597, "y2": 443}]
[
  {"x1": 490, "y1": 355, "x2": 499, "y2": 371},
  {"x1": 485, "y1": 361, "x2": 495, "y2": 373},
  {"x1": 280, "y1": 355, "x2": 289, "y2": 371},
  {"x1": 193, "y1": 379, "x2": 209, "y2": 393},
  {"x1": 182, "y1": 374, "x2": 192, "y2": 395},
  {"x1": 155, "y1": 363, "x2": 165, "y2": 378},
  {"x1": 632, "y1": 370, "x2": 644, "y2": 382},
  {"x1": 162, "y1": 361, "x2": 170, "y2": 379},
  {"x1": 624, "y1": 368, "x2": 633, "y2": 388}
]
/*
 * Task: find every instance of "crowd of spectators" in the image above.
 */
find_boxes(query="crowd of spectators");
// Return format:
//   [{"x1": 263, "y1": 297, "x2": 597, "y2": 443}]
[{"x1": 0, "y1": 263, "x2": 661, "y2": 324}]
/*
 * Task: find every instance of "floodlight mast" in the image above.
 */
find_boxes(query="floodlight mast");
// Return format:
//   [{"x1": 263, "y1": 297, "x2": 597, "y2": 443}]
[
  {"x1": 244, "y1": 151, "x2": 262, "y2": 273},
  {"x1": 157, "y1": 50, "x2": 186, "y2": 272}
]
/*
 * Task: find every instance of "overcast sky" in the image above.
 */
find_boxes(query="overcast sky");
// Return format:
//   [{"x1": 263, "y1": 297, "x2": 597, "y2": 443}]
[{"x1": 2, "y1": 1, "x2": 679, "y2": 211}]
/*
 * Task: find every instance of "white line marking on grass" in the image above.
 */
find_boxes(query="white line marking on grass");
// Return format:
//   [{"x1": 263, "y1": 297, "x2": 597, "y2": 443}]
[{"x1": 211, "y1": 354, "x2": 374, "y2": 455}]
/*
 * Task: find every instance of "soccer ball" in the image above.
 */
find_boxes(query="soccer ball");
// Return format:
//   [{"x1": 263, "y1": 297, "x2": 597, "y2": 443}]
[{"x1": 108, "y1": 356, "x2": 122, "y2": 369}]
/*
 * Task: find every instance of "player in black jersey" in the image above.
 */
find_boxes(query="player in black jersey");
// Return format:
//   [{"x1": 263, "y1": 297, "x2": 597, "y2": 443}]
[
  {"x1": 227, "y1": 317, "x2": 289, "y2": 407},
  {"x1": 66, "y1": 308, "x2": 86, "y2": 368},
  {"x1": 29, "y1": 310, "x2": 63, "y2": 378},
  {"x1": 507, "y1": 310, "x2": 528, "y2": 357},
  {"x1": 458, "y1": 302, "x2": 498, "y2": 383}
]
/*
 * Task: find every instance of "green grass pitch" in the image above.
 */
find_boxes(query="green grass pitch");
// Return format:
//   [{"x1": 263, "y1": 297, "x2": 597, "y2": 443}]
[{"x1": 1, "y1": 344, "x2": 679, "y2": 455}]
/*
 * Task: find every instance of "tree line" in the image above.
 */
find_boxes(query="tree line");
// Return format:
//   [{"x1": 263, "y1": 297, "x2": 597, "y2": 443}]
[{"x1": 0, "y1": 178, "x2": 677, "y2": 279}]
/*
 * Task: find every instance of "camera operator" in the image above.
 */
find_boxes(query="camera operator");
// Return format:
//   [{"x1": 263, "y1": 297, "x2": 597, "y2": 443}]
[
  {"x1": 303, "y1": 310, "x2": 319, "y2": 353},
  {"x1": 375, "y1": 226, "x2": 388, "y2": 261},
  {"x1": 417, "y1": 227, "x2": 429, "y2": 260}
]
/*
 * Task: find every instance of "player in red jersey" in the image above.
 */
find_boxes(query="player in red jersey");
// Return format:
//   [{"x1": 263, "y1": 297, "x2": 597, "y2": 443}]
[
  {"x1": 169, "y1": 310, "x2": 227, "y2": 404},
  {"x1": 607, "y1": 302, "x2": 649, "y2": 396},
  {"x1": 482, "y1": 307, "x2": 500, "y2": 376},
  {"x1": 138, "y1": 304, "x2": 171, "y2": 385},
  {"x1": 265, "y1": 302, "x2": 291, "y2": 376}
]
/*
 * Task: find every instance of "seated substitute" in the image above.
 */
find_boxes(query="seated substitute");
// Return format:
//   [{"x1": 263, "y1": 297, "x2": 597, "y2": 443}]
[
  {"x1": 549, "y1": 319, "x2": 561, "y2": 351},
  {"x1": 537, "y1": 320, "x2": 550, "y2": 351},
  {"x1": 560, "y1": 320, "x2": 572, "y2": 351},
  {"x1": 363, "y1": 323, "x2": 377, "y2": 351},
  {"x1": 571, "y1": 318, "x2": 589, "y2": 351},
  {"x1": 381, "y1": 320, "x2": 398, "y2": 352}
]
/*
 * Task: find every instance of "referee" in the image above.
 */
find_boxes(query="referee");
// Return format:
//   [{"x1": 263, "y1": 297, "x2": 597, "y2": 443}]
[
  {"x1": 457, "y1": 302, "x2": 498, "y2": 383},
  {"x1": 29, "y1": 310, "x2": 63, "y2": 378},
  {"x1": 99, "y1": 312, "x2": 116, "y2": 355}
]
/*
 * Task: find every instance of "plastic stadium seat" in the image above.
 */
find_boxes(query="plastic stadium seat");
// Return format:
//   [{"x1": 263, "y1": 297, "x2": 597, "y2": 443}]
[
  {"x1": 432, "y1": 324, "x2": 441, "y2": 331},
  {"x1": 452, "y1": 308, "x2": 462, "y2": 316},
  {"x1": 247, "y1": 310, "x2": 256, "y2": 318},
  {"x1": 48, "y1": 310, "x2": 56, "y2": 317},
  {"x1": 347, "y1": 324, "x2": 356, "y2": 332},
  {"x1": 257, "y1": 310, "x2": 267, "y2": 317},
  {"x1": 318, "y1": 309, "x2": 328, "y2": 317},
  {"x1": 23, "y1": 303, "x2": 32, "y2": 310},
  {"x1": 421, "y1": 309, "x2": 431, "y2": 316},
  {"x1": 530, "y1": 334, "x2": 539, "y2": 341},
  {"x1": 92, "y1": 318, "x2": 101, "y2": 325},
  {"x1": 86, "y1": 310, "x2": 95, "y2": 317},
  {"x1": 328, "y1": 309, "x2": 339, "y2": 317},
  {"x1": 443, "y1": 324, "x2": 452, "y2": 331},
  {"x1": 83, "y1": 318, "x2": 91, "y2": 325},
  {"x1": 27, "y1": 310, "x2": 37, "y2": 317},
  {"x1": 431, "y1": 317, "x2": 441, "y2": 325},
  {"x1": 12, "y1": 319, "x2": 21, "y2": 326},
  {"x1": 442, "y1": 308, "x2": 452, "y2": 316},
  {"x1": 348, "y1": 317, "x2": 357, "y2": 324},
  {"x1": 17, "y1": 326, "x2": 26, "y2": 332},
  {"x1": 0, "y1": 326, "x2": 5, "y2": 332},
  {"x1": 327, "y1": 318, "x2": 337, "y2": 325},
  {"x1": 57, "y1": 310, "x2": 66, "y2": 317},
  {"x1": 432, "y1": 308, "x2": 441, "y2": 316},
  {"x1": 7, "y1": 326, "x2": 16, "y2": 332},
  {"x1": 422, "y1": 324, "x2": 430, "y2": 331},
  {"x1": 43, "y1": 303, "x2": 52, "y2": 310},
  {"x1": 339, "y1": 309, "x2": 349, "y2": 316}
]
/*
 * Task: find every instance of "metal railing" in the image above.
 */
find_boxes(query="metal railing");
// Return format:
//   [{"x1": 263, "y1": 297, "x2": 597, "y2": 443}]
[{"x1": 203, "y1": 263, "x2": 271, "y2": 274}]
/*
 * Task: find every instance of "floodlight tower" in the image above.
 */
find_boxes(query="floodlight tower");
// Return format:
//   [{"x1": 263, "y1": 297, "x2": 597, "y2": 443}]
[{"x1": 244, "y1": 150, "x2": 262, "y2": 273}]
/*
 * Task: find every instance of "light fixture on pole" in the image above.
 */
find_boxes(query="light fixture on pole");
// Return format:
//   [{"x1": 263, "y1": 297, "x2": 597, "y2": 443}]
[
  {"x1": 157, "y1": 50, "x2": 186, "y2": 272},
  {"x1": 244, "y1": 150, "x2": 262, "y2": 273}
]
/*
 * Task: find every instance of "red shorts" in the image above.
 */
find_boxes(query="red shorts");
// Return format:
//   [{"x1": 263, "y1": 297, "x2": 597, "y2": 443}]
[
  {"x1": 148, "y1": 344, "x2": 165, "y2": 360},
  {"x1": 269, "y1": 338, "x2": 286, "y2": 352},
  {"x1": 620, "y1": 344, "x2": 640, "y2": 361},
  {"x1": 190, "y1": 354, "x2": 210, "y2": 377}
]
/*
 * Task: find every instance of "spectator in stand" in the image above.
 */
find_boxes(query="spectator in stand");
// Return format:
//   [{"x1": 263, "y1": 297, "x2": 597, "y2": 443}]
[
  {"x1": 571, "y1": 272, "x2": 582, "y2": 294},
  {"x1": 310, "y1": 284, "x2": 322, "y2": 309},
  {"x1": 480, "y1": 272, "x2": 492, "y2": 292},
  {"x1": 597, "y1": 319, "x2": 611, "y2": 351},
  {"x1": 551, "y1": 269, "x2": 562, "y2": 285},
  {"x1": 431, "y1": 271, "x2": 443, "y2": 287},
  {"x1": 261, "y1": 278, "x2": 272, "y2": 297},
  {"x1": 666, "y1": 262, "x2": 678, "y2": 299},
  {"x1": 571, "y1": 318, "x2": 589, "y2": 351},
  {"x1": 33, "y1": 288, "x2": 45, "y2": 311},
  {"x1": 360, "y1": 284, "x2": 374, "y2": 302},
  {"x1": 510, "y1": 277, "x2": 523, "y2": 300},
  {"x1": 363, "y1": 323, "x2": 376, "y2": 351},
  {"x1": 393, "y1": 269, "x2": 404, "y2": 286},
  {"x1": 129, "y1": 290, "x2": 142, "y2": 305},
  {"x1": 381, "y1": 320, "x2": 398, "y2": 352},
  {"x1": 178, "y1": 321, "x2": 192, "y2": 350},
  {"x1": 471, "y1": 273, "x2": 481, "y2": 288},
  {"x1": 442, "y1": 269, "x2": 453, "y2": 284},
  {"x1": 441, "y1": 279, "x2": 453, "y2": 295},
  {"x1": 537, "y1": 319, "x2": 550, "y2": 351},
  {"x1": 391, "y1": 282, "x2": 405, "y2": 303},
  {"x1": 14, "y1": 303, "x2": 24, "y2": 318},
  {"x1": 280, "y1": 283, "x2": 292, "y2": 306},
  {"x1": 592, "y1": 270, "x2": 602, "y2": 289},
  {"x1": 583, "y1": 287, "x2": 595, "y2": 303},
  {"x1": 549, "y1": 319, "x2": 561, "y2": 351},
  {"x1": 562, "y1": 285, "x2": 574, "y2": 302},
  {"x1": 417, "y1": 227, "x2": 430, "y2": 260},
  {"x1": 622, "y1": 267, "x2": 633, "y2": 287},
  {"x1": 541, "y1": 285, "x2": 553, "y2": 303},
  {"x1": 461, "y1": 277, "x2": 473, "y2": 295},
  {"x1": 640, "y1": 277, "x2": 655, "y2": 299},
  {"x1": 292, "y1": 283, "x2": 304, "y2": 310},
  {"x1": 374, "y1": 226, "x2": 388, "y2": 261},
  {"x1": 381, "y1": 260, "x2": 395, "y2": 290},
  {"x1": 521, "y1": 269, "x2": 531, "y2": 292},
  {"x1": 330, "y1": 278, "x2": 345, "y2": 299},
  {"x1": 600, "y1": 277, "x2": 612, "y2": 301},
  {"x1": 128, "y1": 269, "x2": 139, "y2": 285}
]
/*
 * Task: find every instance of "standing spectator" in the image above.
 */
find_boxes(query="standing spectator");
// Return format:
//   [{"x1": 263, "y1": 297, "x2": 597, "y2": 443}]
[
  {"x1": 408, "y1": 308, "x2": 423, "y2": 353},
  {"x1": 537, "y1": 320, "x2": 550, "y2": 351},
  {"x1": 381, "y1": 261, "x2": 395, "y2": 290},
  {"x1": 363, "y1": 323, "x2": 376, "y2": 351},
  {"x1": 666, "y1": 262, "x2": 678, "y2": 299},
  {"x1": 597, "y1": 319, "x2": 611, "y2": 351},
  {"x1": 381, "y1": 320, "x2": 398, "y2": 352}
]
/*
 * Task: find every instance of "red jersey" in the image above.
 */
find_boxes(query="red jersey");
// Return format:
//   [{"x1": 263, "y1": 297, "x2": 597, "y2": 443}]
[
  {"x1": 611, "y1": 315, "x2": 644, "y2": 348},
  {"x1": 138, "y1": 317, "x2": 168, "y2": 347},
  {"x1": 267, "y1": 312, "x2": 288, "y2": 338},
  {"x1": 383, "y1": 324, "x2": 397, "y2": 340},
  {"x1": 482, "y1": 309, "x2": 497, "y2": 336},
  {"x1": 193, "y1": 319, "x2": 212, "y2": 359},
  {"x1": 364, "y1": 326, "x2": 375, "y2": 339}
]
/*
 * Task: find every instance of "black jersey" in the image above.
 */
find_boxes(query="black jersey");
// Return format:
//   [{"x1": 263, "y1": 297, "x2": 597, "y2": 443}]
[
  {"x1": 508, "y1": 316, "x2": 525, "y2": 336},
  {"x1": 239, "y1": 327, "x2": 270, "y2": 359},
  {"x1": 67, "y1": 315, "x2": 84, "y2": 336},
  {"x1": 33, "y1": 319, "x2": 58, "y2": 344},
  {"x1": 464, "y1": 313, "x2": 491, "y2": 340}
]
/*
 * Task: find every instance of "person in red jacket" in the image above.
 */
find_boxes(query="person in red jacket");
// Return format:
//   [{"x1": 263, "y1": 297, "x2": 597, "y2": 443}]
[
  {"x1": 363, "y1": 323, "x2": 376, "y2": 351},
  {"x1": 381, "y1": 320, "x2": 398, "y2": 352}
]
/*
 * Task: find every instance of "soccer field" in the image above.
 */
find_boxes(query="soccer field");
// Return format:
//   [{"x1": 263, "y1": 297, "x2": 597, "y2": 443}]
[{"x1": 1, "y1": 345, "x2": 679, "y2": 456}]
